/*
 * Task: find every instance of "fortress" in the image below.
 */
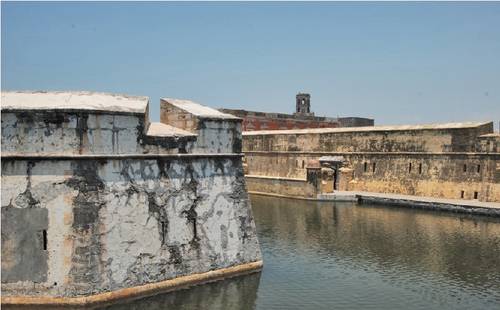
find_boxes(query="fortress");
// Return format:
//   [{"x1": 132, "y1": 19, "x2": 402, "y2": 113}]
[
  {"x1": 0, "y1": 91, "x2": 262, "y2": 307},
  {"x1": 219, "y1": 93, "x2": 374, "y2": 131},
  {"x1": 242, "y1": 122, "x2": 500, "y2": 204},
  {"x1": 219, "y1": 94, "x2": 500, "y2": 211},
  {"x1": 1, "y1": 90, "x2": 499, "y2": 307}
]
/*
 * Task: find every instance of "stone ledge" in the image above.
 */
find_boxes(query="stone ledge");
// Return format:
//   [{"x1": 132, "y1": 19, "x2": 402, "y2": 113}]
[
  {"x1": 248, "y1": 191, "x2": 318, "y2": 201},
  {"x1": 245, "y1": 175, "x2": 306, "y2": 182},
  {"x1": 1, "y1": 260, "x2": 263, "y2": 309},
  {"x1": 1, "y1": 153, "x2": 244, "y2": 160}
]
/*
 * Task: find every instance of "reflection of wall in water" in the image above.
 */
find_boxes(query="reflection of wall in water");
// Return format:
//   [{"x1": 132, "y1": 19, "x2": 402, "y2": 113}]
[
  {"x1": 250, "y1": 195, "x2": 500, "y2": 286},
  {"x1": 103, "y1": 272, "x2": 261, "y2": 310}
]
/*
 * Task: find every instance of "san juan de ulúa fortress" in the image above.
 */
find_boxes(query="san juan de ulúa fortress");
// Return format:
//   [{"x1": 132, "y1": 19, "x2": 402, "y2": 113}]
[{"x1": 223, "y1": 93, "x2": 500, "y2": 215}]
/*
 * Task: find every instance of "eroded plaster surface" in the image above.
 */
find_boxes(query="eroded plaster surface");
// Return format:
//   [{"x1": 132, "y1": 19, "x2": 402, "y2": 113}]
[{"x1": 1, "y1": 91, "x2": 261, "y2": 298}]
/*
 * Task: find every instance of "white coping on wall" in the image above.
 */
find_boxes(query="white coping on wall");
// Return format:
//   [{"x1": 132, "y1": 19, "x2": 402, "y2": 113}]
[
  {"x1": 161, "y1": 98, "x2": 240, "y2": 120},
  {"x1": 1, "y1": 91, "x2": 149, "y2": 114},
  {"x1": 324, "y1": 191, "x2": 500, "y2": 209},
  {"x1": 243, "y1": 121, "x2": 492, "y2": 135},
  {"x1": 479, "y1": 133, "x2": 500, "y2": 137},
  {"x1": 146, "y1": 122, "x2": 197, "y2": 137}
]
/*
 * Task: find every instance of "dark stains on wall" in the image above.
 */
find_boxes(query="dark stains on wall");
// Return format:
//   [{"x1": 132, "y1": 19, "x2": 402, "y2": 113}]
[
  {"x1": 64, "y1": 160, "x2": 106, "y2": 288},
  {"x1": 143, "y1": 135, "x2": 195, "y2": 153},
  {"x1": 147, "y1": 192, "x2": 169, "y2": 246},
  {"x1": 233, "y1": 134, "x2": 242, "y2": 154},
  {"x1": 75, "y1": 114, "x2": 89, "y2": 154},
  {"x1": 182, "y1": 164, "x2": 201, "y2": 247},
  {"x1": 15, "y1": 161, "x2": 41, "y2": 208}
]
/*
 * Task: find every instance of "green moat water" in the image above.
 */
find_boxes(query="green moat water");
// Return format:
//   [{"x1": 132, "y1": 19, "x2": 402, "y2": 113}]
[{"x1": 106, "y1": 195, "x2": 500, "y2": 310}]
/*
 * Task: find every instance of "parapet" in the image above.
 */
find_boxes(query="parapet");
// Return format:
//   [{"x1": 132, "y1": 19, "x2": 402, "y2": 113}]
[
  {"x1": 1, "y1": 91, "x2": 243, "y2": 156},
  {"x1": 160, "y1": 98, "x2": 243, "y2": 153},
  {"x1": 242, "y1": 121, "x2": 494, "y2": 153}
]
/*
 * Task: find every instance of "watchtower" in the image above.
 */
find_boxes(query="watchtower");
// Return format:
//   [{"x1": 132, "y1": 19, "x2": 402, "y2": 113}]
[{"x1": 295, "y1": 93, "x2": 314, "y2": 117}]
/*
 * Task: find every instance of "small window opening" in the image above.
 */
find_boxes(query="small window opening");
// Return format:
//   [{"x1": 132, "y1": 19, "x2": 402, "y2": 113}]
[
  {"x1": 460, "y1": 191, "x2": 465, "y2": 199},
  {"x1": 477, "y1": 165, "x2": 481, "y2": 173},
  {"x1": 42, "y1": 230, "x2": 47, "y2": 250},
  {"x1": 161, "y1": 221, "x2": 167, "y2": 245},
  {"x1": 474, "y1": 192, "x2": 479, "y2": 199},
  {"x1": 408, "y1": 163, "x2": 412, "y2": 173},
  {"x1": 372, "y1": 162, "x2": 376, "y2": 173},
  {"x1": 302, "y1": 160, "x2": 305, "y2": 169},
  {"x1": 364, "y1": 162, "x2": 368, "y2": 172},
  {"x1": 463, "y1": 164, "x2": 467, "y2": 172},
  {"x1": 418, "y1": 163, "x2": 422, "y2": 175}
]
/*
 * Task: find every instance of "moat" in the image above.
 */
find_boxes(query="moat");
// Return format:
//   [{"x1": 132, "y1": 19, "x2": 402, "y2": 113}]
[{"x1": 107, "y1": 194, "x2": 500, "y2": 310}]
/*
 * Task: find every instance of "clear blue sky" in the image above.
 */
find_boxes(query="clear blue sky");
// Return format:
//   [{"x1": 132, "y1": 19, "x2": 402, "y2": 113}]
[{"x1": 2, "y1": 2, "x2": 500, "y2": 126}]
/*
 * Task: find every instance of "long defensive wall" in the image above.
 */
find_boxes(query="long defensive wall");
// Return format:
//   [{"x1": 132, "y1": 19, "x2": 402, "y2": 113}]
[{"x1": 242, "y1": 122, "x2": 500, "y2": 203}]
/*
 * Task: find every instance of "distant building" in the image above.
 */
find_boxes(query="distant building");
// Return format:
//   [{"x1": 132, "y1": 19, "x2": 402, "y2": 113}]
[
  {"x1": 294, "y1": 93, "x2": 313, "y2": 117},
  {"x1": 219, "y1": 93, "x2": 374, "y2": 131}
]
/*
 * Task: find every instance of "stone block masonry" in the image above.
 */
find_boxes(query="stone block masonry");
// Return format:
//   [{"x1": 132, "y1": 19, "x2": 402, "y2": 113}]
[
  {"x1": 1, "y1": 91, "x2": 262, "y2": 305},
  {"x1": 242, "y1": 122, "x2": 500, "y2": 204}
]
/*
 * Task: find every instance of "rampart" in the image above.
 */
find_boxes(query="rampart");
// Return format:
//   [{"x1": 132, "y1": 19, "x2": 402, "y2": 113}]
[
  {"x1": 219, "y1": 108, "x2": 374, "y2": 131},
  {"x1": 1, "y1": 91, "x2": 262, "y2": 304},
  {"x1": 242, "y1": 122, "x2": 500, "y2": 203}
]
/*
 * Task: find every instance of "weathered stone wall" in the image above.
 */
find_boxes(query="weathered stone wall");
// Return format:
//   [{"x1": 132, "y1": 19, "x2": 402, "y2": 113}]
[
  {"x1": 1, "y1": 156, "x2": 260, "y2": 297},
  {"x1": 161, "y1": 99, "x2": 243, "y2": 154},
  {"x1": 244, "y1": 151, "x2": 500, "y2": 202},
  {"x1": 242, "y1": 122, "x2": 499, "y2": 203},
  {"x1": 245, "y1": 175, "x2": 317, "y2": 198},
  {"x1": 1, "y1": 111, "x2": 147, "y2": 155},
  {"x1": 476, "y1": 134, "x2": 500, "y2": 153},
  {"x1": 1, "y1": 91, "x2": 262, "y2": 299},
  {"x1": 243, "y1": 122, "x2": 494, "y2": 153},
  {"x1": 219, "y1": 108, "x2": 374, "y2": 131}
]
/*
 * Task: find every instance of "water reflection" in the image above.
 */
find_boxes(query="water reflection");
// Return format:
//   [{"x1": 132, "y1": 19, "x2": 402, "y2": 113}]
[
  {"x1": 252, "y1": 195, "x2": 500, "y2": 310},
  {"x1": 102, "y1": 272, "x2": 261, "y2": 310}
]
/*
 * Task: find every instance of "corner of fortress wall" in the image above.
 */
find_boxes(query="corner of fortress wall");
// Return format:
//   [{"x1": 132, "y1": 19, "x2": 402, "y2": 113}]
[{"x1": 0, "y1": 91, "x2": 262, "y2": 301}]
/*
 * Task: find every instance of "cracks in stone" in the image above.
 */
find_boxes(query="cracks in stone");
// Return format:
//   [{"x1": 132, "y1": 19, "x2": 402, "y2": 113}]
[
  {"x1": 15, "y1": 161, "x2": 41, "y2": 208},
  {"x1": 181, "y1": 164, "x2": 202, "y2": 247},
  {"x1": 147, "y1": 192, "x2": 169, "y2": 247}
]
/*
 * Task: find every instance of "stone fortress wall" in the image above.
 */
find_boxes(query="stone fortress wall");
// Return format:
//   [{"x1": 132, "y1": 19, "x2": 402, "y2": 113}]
[
  {"x1": 1, "y1": 91, "x2": 262, "y2": 302},
  {"x1": 242, "y1": 122, "x2": 500, "y2": 202}
]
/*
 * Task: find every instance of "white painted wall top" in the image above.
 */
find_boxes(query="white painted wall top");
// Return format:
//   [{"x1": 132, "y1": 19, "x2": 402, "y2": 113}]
[
  {"x1": 243, "y1": 121, "x2": 492, "y2": 135},
  {"x1": 1, "y1": 91, "x2": 149, "y2": 114},
  {"x1": 161, "y1": 98, "x2": 240, "y2": 120},
  {"x1": 146, "y1": 122, "x2": 197, "y2": 137}
]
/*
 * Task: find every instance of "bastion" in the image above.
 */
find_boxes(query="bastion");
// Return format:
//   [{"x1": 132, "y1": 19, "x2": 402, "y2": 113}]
[{"x1": 0, "y1": 91, "x2": 262, "y2": 307}]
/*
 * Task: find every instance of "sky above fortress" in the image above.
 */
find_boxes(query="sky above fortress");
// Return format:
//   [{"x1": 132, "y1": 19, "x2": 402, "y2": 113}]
[{"x1": 2, "y1": 2, "x2": 499, "y2": 127}]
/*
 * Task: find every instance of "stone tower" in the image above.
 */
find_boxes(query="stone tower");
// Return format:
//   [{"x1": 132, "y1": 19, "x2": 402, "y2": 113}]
[{"x1": 295, "y1": 93, "x2": 314, "y2": 117}]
